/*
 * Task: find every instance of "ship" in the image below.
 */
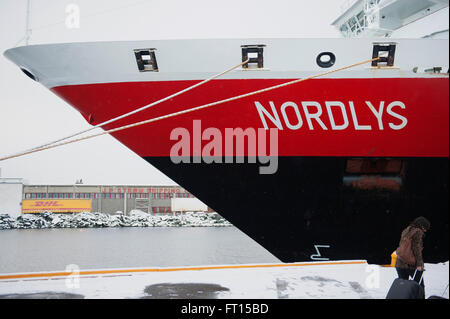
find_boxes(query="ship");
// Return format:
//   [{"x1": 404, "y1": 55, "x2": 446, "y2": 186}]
[{"x1": 3, "y1": 0, "x2": 449, "y2": 265}]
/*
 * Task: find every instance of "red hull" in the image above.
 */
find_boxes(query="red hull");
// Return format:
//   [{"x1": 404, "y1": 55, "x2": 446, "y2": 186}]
[{"x1": 52, "y1": 77, "x2": 449, "y2": 158}]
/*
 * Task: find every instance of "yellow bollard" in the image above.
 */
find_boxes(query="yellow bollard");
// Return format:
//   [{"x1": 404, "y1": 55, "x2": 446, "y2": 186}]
[{"x1": 390, "y1": 251, "x2": 397, "y2": 267}]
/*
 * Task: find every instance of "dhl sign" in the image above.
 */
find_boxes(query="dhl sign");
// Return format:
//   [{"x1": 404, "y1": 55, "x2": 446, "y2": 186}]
[{"x1": 22, "y1": 199, "x2": 92, "y2": 213}]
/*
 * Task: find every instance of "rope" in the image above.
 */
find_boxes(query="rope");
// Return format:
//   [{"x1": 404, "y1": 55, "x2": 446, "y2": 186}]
[
  {"x1": 442, "y1": 282, "x2": 449, "y2": 297},
  {"x1": 11, "y1": 59, "x2": 250, "y2": 155},
  {"x1": 0, "y1": 57, "x2": 379, "y2": 162}
]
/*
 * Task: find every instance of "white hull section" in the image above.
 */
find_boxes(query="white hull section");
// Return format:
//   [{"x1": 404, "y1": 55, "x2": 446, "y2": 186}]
[{"x1": 4, "y1": 38, "x2": 449, "y2": 89}]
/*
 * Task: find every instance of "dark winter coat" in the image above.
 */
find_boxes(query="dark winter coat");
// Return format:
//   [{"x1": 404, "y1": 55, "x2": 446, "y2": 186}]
[{"x1": 395, "y1": 225, "x2": 425, "y2": 269}]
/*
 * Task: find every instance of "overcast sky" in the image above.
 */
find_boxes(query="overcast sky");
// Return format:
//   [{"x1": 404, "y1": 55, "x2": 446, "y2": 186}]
[{"x1": 0, "y1": 0, "x2": 447, "y2": 185}]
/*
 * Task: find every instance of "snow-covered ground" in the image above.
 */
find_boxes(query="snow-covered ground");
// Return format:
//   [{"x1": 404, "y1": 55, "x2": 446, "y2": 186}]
[
  {"x1": 0, "y1": 261, "x2": 447, "y2": 299},
  {"x1": 1, "y1": 213, "x2": 447, "y2": 299},
  {"x1": 0, "y1": 211, "x2": 231, "y2": 229}
]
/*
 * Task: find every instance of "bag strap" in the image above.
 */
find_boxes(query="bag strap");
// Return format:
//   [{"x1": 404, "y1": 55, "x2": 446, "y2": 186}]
[{"x1": 411, "y1": 269, "x2": 424, "y2": 285}]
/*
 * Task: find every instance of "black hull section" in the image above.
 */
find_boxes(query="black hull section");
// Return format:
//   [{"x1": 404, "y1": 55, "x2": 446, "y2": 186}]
[{"x1": 144, "y1": 156, "x2": 449, "y2": 265}]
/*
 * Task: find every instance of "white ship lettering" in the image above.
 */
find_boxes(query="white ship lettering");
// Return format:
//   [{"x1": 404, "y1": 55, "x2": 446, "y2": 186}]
[{"x1": 255, "y1": 100, "x2": 407, "y2": 131}]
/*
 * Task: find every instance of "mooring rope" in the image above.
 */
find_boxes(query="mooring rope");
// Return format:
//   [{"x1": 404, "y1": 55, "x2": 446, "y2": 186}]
[
  {"x1": 0, "y1": 57, "x2": 379, "y2": 162},
  {"x1": 15, "y1": 59, "x2": 250, "y2": 155}
]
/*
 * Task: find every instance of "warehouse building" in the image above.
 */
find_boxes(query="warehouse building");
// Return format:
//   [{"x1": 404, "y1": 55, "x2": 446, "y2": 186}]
[
  {"x1": 22, "y1": 184, "x2": 206, "y2": 215},
  {"x1": 0, "y1": 177, "x2": 24, "y2": 218}
]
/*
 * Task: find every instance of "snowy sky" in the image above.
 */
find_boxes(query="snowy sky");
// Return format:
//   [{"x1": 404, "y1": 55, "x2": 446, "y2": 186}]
[{"x1": 0, "y1": 0, "x2": 447, "y2": 185}]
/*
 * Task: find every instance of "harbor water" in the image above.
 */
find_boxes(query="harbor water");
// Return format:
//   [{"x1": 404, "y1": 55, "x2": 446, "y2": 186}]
[{"x1": 0, "y1": 226, "x2": 279, "y2": 274}]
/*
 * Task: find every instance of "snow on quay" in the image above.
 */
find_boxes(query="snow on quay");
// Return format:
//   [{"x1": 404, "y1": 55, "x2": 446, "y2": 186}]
[
  {"x1": 0, "y1": 211, "x2": 231, "y2": 229},
  {"x1": 0, "y1": 261, "x2": 448, "y2": 299}
]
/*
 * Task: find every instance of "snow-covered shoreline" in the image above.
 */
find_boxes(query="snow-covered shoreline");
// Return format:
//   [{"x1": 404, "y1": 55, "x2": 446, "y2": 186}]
[{"x1": 0, "y1": 211, "x2": 232, "y2": 229}]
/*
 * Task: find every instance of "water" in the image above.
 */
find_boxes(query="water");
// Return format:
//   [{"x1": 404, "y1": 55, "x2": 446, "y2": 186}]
[{"x1": 0, "y1": 227, "x2": 279, "y2": 274}]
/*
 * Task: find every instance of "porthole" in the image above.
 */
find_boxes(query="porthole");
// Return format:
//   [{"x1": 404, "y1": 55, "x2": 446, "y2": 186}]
[{"x1": 316, "y1": 52, "x2": 336, "y2": 68}]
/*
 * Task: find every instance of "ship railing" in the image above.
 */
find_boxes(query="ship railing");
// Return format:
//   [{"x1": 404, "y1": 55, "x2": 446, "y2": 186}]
[
  {"x1": 338, "y1": 0, "x2": 401, "y2": 37},
  {"x1": 364, "y1": 0, "x2": 381, "y2": 12}
]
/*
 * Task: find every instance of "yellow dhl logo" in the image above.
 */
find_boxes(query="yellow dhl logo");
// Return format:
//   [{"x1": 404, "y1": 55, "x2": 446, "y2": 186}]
[{"x1": 22, "y1": 199, "x2": 91, "y2": 213}]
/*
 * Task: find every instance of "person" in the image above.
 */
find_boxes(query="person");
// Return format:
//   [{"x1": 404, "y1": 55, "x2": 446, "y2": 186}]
[{"x1": 395, "y1": 216, "x2": 430, "y2": 291}]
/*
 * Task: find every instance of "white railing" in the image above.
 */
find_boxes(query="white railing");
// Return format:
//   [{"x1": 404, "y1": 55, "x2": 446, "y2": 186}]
[{"x1": 364, "y1": 0, "x2": 381, "y2": 11}]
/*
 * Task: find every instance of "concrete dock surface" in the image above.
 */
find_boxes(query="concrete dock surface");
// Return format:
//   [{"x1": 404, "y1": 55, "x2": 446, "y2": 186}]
[{"x1": 0, "y1": 260, "x2": 448, "y2": 299}]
